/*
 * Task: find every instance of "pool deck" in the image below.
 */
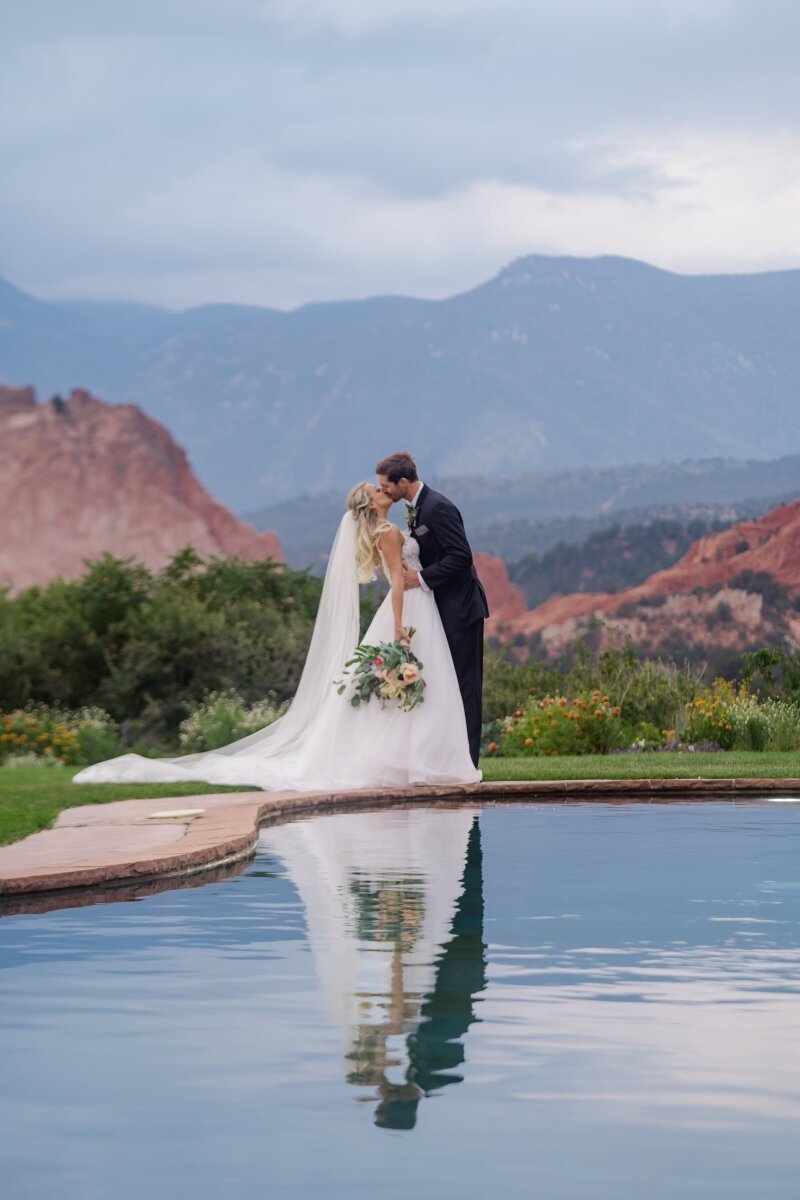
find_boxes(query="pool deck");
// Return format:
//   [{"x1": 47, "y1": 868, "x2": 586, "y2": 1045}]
[{"x1": 2, "y1": 776, "x2": 800, "y2": 904}]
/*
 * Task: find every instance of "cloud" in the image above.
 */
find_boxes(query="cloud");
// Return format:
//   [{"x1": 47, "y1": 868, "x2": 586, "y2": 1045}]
[
  {"x1": 1, "y1": 1, "x2": 799, "y2": 308},
  {"x1": 261, "y1": 0, "x2": 740, "y2": 39},
  {"x1": 11, "y1": 129, "x2": 798, "y2": 311}
]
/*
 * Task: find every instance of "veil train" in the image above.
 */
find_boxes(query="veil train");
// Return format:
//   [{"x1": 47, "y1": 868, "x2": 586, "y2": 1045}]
[{"x1": 72, "y1": 514, "x2": 360, "y2": 784}]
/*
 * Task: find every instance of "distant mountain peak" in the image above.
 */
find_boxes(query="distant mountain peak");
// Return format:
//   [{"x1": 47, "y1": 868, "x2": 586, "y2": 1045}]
[{"x1": 4, "y1": 256, "x2": 800, "y2": 511}]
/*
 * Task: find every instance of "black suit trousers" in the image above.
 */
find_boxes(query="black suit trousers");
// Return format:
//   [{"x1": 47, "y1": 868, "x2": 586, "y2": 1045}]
[{"x1": 441, "y1": 616, "x2": 484, "y2": 768}]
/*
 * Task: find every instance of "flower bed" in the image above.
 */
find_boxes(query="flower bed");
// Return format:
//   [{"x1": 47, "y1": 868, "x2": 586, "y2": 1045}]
[
  {"x1": 487, "y1": 679, "x2": 800, "y2": 758},
  {"x1": 0, "y1": 704, "x2": 120, "y2": 766}
]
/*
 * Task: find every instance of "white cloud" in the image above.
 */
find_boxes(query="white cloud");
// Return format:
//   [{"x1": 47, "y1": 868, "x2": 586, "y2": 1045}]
[
  {"x1": 3, "y1": 1, "x2": 800, "y2": 307},
  {"x1": 21, "y1": 129, "x2": 800, "y2": 310},
  {"x1": 261, "y1": 0, "x2": 740, "y2": 39}
]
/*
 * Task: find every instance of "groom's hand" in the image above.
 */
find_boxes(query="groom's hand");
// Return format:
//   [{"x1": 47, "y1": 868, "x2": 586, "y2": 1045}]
[{"x1": 403, "y1": 570, "x2": 420, "y2": 590}]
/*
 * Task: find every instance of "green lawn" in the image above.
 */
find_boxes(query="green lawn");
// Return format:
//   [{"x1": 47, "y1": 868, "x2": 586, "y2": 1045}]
[
  {"x1": 480, "y1": 751, "x2": 800, "y2": 782},
  {"x1": 0, "y1": 766, "x2": 255, "y2": 847},
  {"x1": 2, "y1": 752, "x2": 800, "y2": 849}
]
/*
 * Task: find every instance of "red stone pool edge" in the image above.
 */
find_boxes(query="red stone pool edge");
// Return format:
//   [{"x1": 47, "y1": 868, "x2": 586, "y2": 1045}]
[{"x1": 2, "y1": 777, "x2": 800, "y2": 901}]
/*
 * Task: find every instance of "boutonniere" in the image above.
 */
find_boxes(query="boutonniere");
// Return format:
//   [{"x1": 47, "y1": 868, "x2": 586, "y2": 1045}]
[{"x1": 405, "y1": 506, "x2": 419, "y2": 528}]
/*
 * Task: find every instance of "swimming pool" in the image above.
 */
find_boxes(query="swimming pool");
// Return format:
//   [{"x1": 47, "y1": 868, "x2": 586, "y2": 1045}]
[{"x1": 2, "y1": 800, "x2": 800, "y2": 1199}]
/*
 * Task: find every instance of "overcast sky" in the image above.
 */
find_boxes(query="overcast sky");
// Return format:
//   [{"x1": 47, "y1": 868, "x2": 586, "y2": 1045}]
[{"x1": 2, "y1": 0, "x2": 799, "y2": 310}]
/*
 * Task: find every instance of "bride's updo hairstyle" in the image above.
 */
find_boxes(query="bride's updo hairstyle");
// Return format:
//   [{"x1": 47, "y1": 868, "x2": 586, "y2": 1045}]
[{"x1": 346, "y1": 482, "x2": 393, "y2": 584}]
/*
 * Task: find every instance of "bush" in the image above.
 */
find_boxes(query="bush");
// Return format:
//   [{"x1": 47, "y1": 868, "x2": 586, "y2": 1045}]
[
  {"x1": 626, "y1": 721, "x2": 674, "y2": 751},
  {"x1": 2, "y1": 751, "x2": 65, "y2": 768},
  {"x1": 0, "y1": 549, "x2": 323, "y2": 743},
  {"x1": 741, "y1": 648, "x2": 800, "y2": 703},
  {"x1": 0, "y1": 704, "x2": 120, "y2": 765},
  {"x1": 563, "y1": 641, "x2": 703, "y2": 734},
  {"x1": 728, "y1": 690, "x2": 770, "y2": 751},
  {"x1": 729, "y1": 690, "x2": 800, "y2": 752},
  {"x1": 682, "y1": 680, "x2": 735, "y2": 749},
  {"x1": 760, "y1": 699, "x2": 800, "y2": 751},
  {"x1": 492, "y1": 690, "x2": 623, "y2": 757},
  {"x1": 178, "y1": 689, "x2": 287, "y2": 752},
  {"x1": 481, "y1": 652, "x2": 562, "y2": 724}
]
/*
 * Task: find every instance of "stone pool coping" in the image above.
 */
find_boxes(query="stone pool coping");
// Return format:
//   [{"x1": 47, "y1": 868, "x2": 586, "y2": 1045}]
[{"x1": 2, "y1": 776, "x2": 800, "y2": 902}]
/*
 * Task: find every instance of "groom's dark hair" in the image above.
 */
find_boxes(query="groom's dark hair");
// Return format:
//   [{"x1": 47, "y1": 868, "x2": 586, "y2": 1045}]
[{"x1": 375, "y1": 451, "x2": 418, "y2": 483}]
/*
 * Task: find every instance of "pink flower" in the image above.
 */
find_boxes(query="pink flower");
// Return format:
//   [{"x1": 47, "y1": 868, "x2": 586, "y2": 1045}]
[{"x1": 374, "y1": 656, "x2": 384, "y2": 666}]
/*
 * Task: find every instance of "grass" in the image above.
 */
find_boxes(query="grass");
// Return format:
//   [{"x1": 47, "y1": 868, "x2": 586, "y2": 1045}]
[
  {"x1": 0, "y1": 766, "x2": 255, "y2": 847},
  {"x1": 2, "y1": 751, "x2": 799, "y2": 848},
  {"x1": 481, "y1": 751, "x2": 800, "y2": 782}
]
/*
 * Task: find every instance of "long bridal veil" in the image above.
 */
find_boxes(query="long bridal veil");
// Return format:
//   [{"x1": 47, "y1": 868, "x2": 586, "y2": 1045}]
[
  {"x1": 198, "y1": 512, "x2": 360, "y2": 761},
  {"x1": 72, "y1": 513, "x2": 360, "y2": 784}
]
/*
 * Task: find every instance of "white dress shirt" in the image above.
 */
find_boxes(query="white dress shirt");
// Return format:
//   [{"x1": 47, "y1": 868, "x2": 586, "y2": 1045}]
[{"x1": 406, "y1": 482, "x2": 430, "y2": 592}]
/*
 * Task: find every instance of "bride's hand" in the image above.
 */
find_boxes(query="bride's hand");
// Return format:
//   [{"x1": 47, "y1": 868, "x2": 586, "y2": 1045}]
[{"x1": 395, "y1": 625, "x2": 411, "y2": 644}]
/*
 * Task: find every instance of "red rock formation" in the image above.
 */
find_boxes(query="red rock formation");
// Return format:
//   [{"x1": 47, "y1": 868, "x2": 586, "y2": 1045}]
[
  {"x1": 489, "y1": 499, "x2": 800, "y2": 655},
  {"x1": 0, "y1": 384, "x2": 282, "y2": 591},
  {"x1": 474, "y1": 552, "x2": 527, "y2": 621}
]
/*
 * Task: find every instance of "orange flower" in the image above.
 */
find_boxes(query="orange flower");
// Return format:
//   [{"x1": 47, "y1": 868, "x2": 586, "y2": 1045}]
[
  {"x1": 524, "y1": 737, "x2": 534, "y2": 746},
  {"x1": 488, "y1": 741, "x2": 498, "y2": 754}
]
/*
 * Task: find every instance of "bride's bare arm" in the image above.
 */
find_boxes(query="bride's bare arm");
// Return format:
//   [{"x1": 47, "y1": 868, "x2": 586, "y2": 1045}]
[{"x1": 378, "y1": 528, "x2": 409, "y2": 642}]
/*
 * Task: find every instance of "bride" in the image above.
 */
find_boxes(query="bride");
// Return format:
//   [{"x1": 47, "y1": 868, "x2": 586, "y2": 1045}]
[{"x1": 72, "y1": 483, "x2": 481, "y2": 790}]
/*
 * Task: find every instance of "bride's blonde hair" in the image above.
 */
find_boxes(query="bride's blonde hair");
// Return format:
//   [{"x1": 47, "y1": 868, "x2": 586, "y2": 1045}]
[{"x1": 346, "y1": 482, "x2": 393, "y2": 584}]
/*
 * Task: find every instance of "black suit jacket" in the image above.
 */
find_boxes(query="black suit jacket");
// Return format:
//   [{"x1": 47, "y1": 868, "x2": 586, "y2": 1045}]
[{"x1": 410, "y1": 486, "x2": 489, "y2": 631}]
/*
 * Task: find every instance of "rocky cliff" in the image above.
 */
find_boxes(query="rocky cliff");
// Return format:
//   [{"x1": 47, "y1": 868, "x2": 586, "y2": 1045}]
[
  {"x1": 473, "y1": 553, "x2": 527, "y2": 622},
  {"x1": 0, "y1": 384, "x2": 282, "y2": 591},
  {"x1": 490, "y1": 499, "x2": 800, "y2": 658}
]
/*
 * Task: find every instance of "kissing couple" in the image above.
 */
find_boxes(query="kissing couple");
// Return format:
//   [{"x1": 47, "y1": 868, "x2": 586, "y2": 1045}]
[{"x1": 74, "y1": 451, "x2": 489, "y2": 791}]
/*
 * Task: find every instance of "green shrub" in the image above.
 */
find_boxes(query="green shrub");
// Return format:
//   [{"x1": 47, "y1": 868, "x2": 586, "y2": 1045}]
[
  {"x1": 741, "y1": 648, "x2": 800, "y2": 703},
  {"x1": 2, "y1": 751, "x2": 65, "y2": 768},
  {"x1": 760, "y1": 700, "x2": 800, "y2": 751},
  {"x1": 481, "y1": 652, "x2": 562, "y2": 724},
  {"x1": 178, "y1": 689, "x2": 287, "y2": 752},
  {"x1": 492, "y1": 690, "x2": 623, "y2": 757},
  {"x1": 0, "y1": 549, "x2": 322, "y2": 743},
  {"x1": 728, "y1": 689, "x2": 769, "y2": 751},
  {"x1": 564, "y1": 641, "x2": 702, "y2": 733},
  {"x1": 627, "y1": 721, "x2": 672, "y2": 750},
  {"x1": 0, "y1": 704, "x2": 120, "y2": 765},
  {"x1": 682, "y1": 679, "x2": 735, "y2": 749},
  {"x1": 729, "y1": 691, "x2": 800, "y2": 752}
]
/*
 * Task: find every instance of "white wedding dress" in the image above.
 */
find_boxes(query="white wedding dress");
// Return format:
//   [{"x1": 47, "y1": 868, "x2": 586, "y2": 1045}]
[
  {"x1": 263, "y1": 806, "x2": 479, "y2": 1118},
  {"x1": 73, "y1": 516, "x2": 481, "y2": 790}
]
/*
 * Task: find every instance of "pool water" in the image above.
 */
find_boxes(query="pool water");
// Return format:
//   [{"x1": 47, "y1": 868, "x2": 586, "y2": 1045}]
[{"x1": 2, "y1": 801, "x2": 800, "y2": 1199}]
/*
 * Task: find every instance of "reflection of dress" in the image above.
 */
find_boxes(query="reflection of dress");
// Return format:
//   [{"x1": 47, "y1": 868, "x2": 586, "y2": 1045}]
[
  {"x1": 264, "y1": 807, "x2": 487, "y2": 1130},
  {"x1": 74, "y1": 530, "x2": 479, "y2": 790}
]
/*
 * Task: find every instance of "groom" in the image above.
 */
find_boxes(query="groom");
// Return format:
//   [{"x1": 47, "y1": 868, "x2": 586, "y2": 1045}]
[{"x1": 376, "y1": 451, "x2": 489, "y2": 768}]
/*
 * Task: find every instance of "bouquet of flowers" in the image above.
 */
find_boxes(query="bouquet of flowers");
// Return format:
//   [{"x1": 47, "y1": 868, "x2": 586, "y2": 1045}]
[{"x1": 335, "y1": 628, "x2": 425, "y2": 711}]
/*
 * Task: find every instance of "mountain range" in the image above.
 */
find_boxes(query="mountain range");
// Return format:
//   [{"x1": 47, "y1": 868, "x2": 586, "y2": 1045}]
[
  {"x1": 2, "y1": 254, "x2": 800, "y2": 513},
  {"x1": 246, "y1": 455, "x2": 799, "y2": 571},
  {"x1": 489, "y1": 500, "x2": 800, "y2": 668}
]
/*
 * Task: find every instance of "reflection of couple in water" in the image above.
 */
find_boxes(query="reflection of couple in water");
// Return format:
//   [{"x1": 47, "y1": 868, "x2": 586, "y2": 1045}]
[{"x1": 264, "y1": 807, "x2": 487, "y2": 1131}]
